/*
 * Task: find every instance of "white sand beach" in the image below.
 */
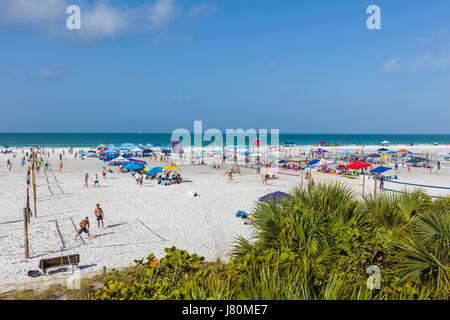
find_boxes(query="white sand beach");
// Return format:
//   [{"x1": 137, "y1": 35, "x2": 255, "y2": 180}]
[{"x1": 0, "y1": 144, "x2": 449, "y2": 291}]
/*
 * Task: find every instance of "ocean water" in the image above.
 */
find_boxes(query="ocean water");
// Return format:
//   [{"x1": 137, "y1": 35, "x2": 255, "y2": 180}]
[{"x1": 0, "y1": 133, "x2": 449, "y2": 148}]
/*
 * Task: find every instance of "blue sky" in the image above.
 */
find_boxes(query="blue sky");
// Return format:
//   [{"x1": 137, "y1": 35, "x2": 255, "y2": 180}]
[{"x1": 1, "y1": 0, "x2": 449, "y2": 133}]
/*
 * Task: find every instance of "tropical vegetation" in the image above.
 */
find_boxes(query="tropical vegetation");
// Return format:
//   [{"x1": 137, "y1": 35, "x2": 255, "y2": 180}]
[{"x1": 90, "y1": 184, "x2": 449, "y2": 300}]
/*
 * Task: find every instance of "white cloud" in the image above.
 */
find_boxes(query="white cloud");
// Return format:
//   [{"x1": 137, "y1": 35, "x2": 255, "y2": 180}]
[
  {"x1": 382, "y1": 58, "x2": 400, "y2": 74},
  {"x1": 0, "y1": 0, "x2": 67, "y2": 24},
  {"x1": 148, "y1": 0, "x2": 175, "y2": 29},
  {"x1": 35, "y1": 67, "x2": 68, "y2": 80},
  {"x1": 79, "y1": 3, "x2": 130, "y2": 40},
  {"x1": 186, "y1": 2, "x2": 218, "y2": 20},
  {"x1": 409, "y1": 54, "x2": 431, "y2": 72},
  {"x1": 0, "y1": 0, "x2": 218, "y2": 41}
]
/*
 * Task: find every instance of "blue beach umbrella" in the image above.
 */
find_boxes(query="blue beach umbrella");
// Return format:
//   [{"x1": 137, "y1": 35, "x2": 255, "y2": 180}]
[{"x1": 147, "y1": 167, "x2": 163, "y2": 174}]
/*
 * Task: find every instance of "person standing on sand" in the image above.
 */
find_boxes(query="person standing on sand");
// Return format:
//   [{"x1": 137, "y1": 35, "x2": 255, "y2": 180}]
[
  {"x1": 94, "y1": 204, "x2": 105, "y2": 230},
  {"x1": 83, "y1": 173, "x2": 89, "y2": 188},
  {"x1": 94, "y1": 173, "x2": 99, "y2": 187},
  {"x1": 74, "y1": 217, "x2": 90, "y2": 240},
  {"x1": 407, "y1": 164, "x2": 411, "y2": 173},
  {"x1": 59, "y1": 162, "x2": 63, "y2": 173},
  {"x1": 102, "y1": 167, "x2": 107, "y2": 179}
]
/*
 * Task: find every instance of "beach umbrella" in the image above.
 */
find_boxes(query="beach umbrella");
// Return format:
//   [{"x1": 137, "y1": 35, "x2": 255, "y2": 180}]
[
  {"x1": 386, "y1": 151, "x2": 397, "y2": 155},
  {"x1": 337, "y1": 165, "x2": 347, "y2": 170},
  {"x1": 314, "y1": 148, "x2": 328, "y2": 154},
  {"x1": 279, "y1": 160, "x2": 286, "y2": 164},
  {"x1": 258, "y1": 191, "x2": 290, "y2": 203},
  {"x1": 377, "y1": 148, "x2": 389, "y2": 152},
  {"x1": 163, "y1": 165, "x2": 179, "y2": 171},
  {"x1": 143, "y1": 167, "x2": 152, "y2": 172},
  {"x1": 147, "y1": 167, "x2": 163, "y2": 174},
  {"x1": 368, "y1": 153, "x2": 380, "y2": 158},
  {"x1": 153, "y1": 144, "x2": 162, "y2": 147},
  {"x1": 397, "y1": 149, "x2": 410, "y2": 153}
]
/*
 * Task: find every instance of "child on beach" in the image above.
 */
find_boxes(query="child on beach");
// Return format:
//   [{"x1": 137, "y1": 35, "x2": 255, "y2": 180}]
[
  {"x1": 83, "y1": 173, "x2": 89, "y2": 188},
  {"x1": 94, "y1": 174, "x2": 99, "y2": 187}
]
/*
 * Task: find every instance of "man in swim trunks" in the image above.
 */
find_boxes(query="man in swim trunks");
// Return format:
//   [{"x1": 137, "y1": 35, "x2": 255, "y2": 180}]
[
  {"x1": 94, "y1": 204, "x2": 105, "y2": 230},
  {"x1": 94, "y1": 173, "x2": 99, "y2": 187},
  {"x1": 74, "y1": 217, "x2": 90, "y2": 240}
]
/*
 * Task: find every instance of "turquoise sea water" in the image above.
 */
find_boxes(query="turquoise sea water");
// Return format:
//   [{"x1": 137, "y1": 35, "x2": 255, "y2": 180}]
[{"x1": 0, "y1": 133, "x2": 449, "y2": 147}]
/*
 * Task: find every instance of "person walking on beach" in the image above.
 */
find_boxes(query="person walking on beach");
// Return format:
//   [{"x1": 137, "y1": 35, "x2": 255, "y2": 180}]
[
  {"x1": 380, "y1": 176, "x2": 384, "y2": 191},
  {"x1": 139, "y1": 174, "x2": 143, "y2": 187},
  {"x1": 74, "y1": 217, "x2": 90, "y2": 240},
  {"x1": 407, "y1": 164, "x2": 411, "y2": 173},
  {"x1": 59, "y1": 162, "x2": 63, "y2": 173},
  {"x1": 94, "y1": 173, "x2": 99, "y2": 187},
  {"x1": 102, "y1": 167, "x2": 107, "y2": 179},
  {"x1": 83, "y1": 173, "x2": 89, "y2": 188},
  {"x1": 26, "y1": 174, "x2": 30, "y2": 188},
  {"x1": 94, "y1": 204, "x2": 105, "y2": 231}
]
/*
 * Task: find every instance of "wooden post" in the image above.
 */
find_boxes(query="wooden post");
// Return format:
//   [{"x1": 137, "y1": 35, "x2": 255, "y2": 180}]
[
  {"x1": 31, "y1": 147, "x2": 37, "y2": 217},
  {"x1": 362, "y1": 171, "x2": 365, "y2": 196},
  {"x1": 26, "y1": 187, "x2": 31, "y2": 224},
  {"x1": 374, "y1": 174, "x2": 377, "y2": 197},
  {"x1": 24, "y1": 208, "x2": 30, "y2": 259}
]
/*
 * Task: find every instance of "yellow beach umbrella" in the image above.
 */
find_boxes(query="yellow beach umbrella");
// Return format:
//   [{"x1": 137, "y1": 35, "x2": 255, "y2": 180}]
[
  {"x1": 163, "y1": 165, "x2": 179, "y2": 171},
  {"x1": 380, "y1": 154, "x2": 389, "y2": 158}
]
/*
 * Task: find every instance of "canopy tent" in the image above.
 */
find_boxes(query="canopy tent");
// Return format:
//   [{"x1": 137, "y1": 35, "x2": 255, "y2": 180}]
[
  {"x1": 346, "y1": 161, "x2": 371, "y2": 170},
  {"x1": 437, "y1": 151, "x2": 450, "y2": 156},
  {"x1": 258, "y1": 191, "x2": 290, "y2": 203},
  {"x1": 110, "y1": 156, "x2": 131, "y2": 164},
  {"x1": 130, "y1": 147, "x2": 143, "y2": 153},
  {"x1": 381, "y1": 140, "x2": 390, "y2": 145},
  {"x1": 103, "y1": 154, "x2": 119, "y2": 162},
  {"x1": 145, "y1": 143, "x2": 154, "y2": 148},
  {"x1": 370, "y1": 166, "x2": 392, "y2": 174},
  {"x1": 407, "y1": 157, "x2": 430, "y2": 163},
  {"x1": 123, "y1": 162, "x2": 145, "y2": 171},
  {"x1": 313, "y1": 158, "x2": 336, "y2": 167}
]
